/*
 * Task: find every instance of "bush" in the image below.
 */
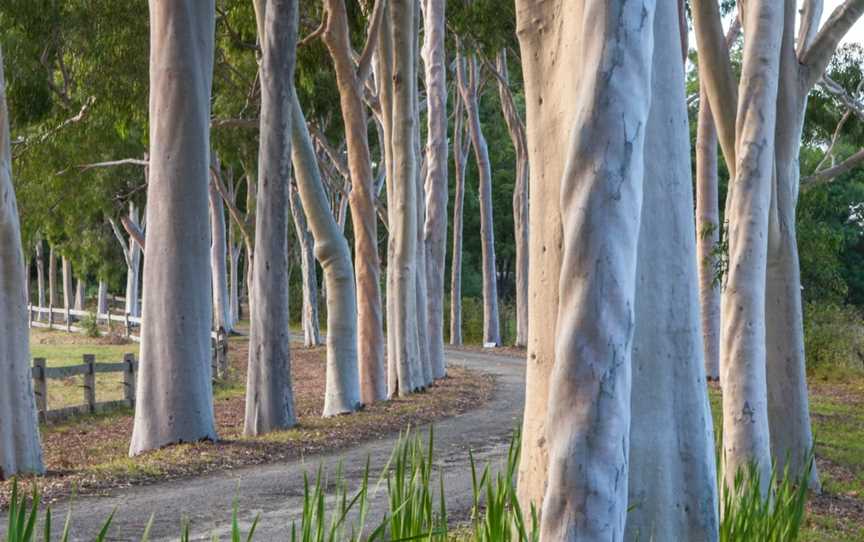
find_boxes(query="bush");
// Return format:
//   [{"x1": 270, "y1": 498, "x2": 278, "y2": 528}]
[
  {"x1": 804, "y1": 302, "x2": 864, "y2": 372},
  {"x1": 79, "y1": 313, "x2": 100, "y2": 338}
]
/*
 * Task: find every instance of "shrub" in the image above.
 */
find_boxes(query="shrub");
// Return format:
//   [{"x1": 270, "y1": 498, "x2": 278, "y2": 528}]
[
  {"x1": 804, "y1": 302, "x2": 864, "y2": 372},
  {"x1": 79, "y1": 313, "x2": 101, "y2": 338}
]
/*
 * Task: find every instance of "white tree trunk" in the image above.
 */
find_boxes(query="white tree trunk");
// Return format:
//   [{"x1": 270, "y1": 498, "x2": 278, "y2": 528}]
[
  {"x1": 288, "y1": 181, "x2": 322, "y2": 347},
  {"x1": 122, "y1": 204, "x2": 143, "y2": 318},
  {"x1": 97, "y1": 280, "x2": 108, "y2": 317},
  {"x1": 0, "y1": 47, "x2": 44, "y2": 478},
  {"x1": 48, "y1": 246, "x2": 57, "y2": 308},
  {"x1": 291, "y1": 92, "x2": 361, "y2": 415},
  {"x1": 627, "y1": 2, "x2": 718, "y2": 538},
  {"x1": 515, "y1": 1, "x2": 656, "y2": 536},
  {"x1": 209, "y1": 160, "x2": 232, "y2": 335},
  {"x1": 384, "y1": 0, "x2": 422, "y2": 395},
  {"x1": 696, "y1": 86, "x2": 721, "y2": 382},
  {"x1": 61, "y1": 257, "x2": 73, "y2": 312},
  {"x1": 449, "y1": 96, "x2": 467, "y2": 346},
  {"x1": 457, "y1": 53, "x2": 500, "y2": 346},
  {"x1": 420, "y1": 0, "x2": 447, "y2": 379},
  {"x1": 229, "y1": 242, "x2": 241, "y2": 327},
  {"x1": 719, "y1": 0, "x2": 784, "y2": 495},
  {"x1": 244, "y1": 0, "x2": 299, "y2": 435},
  {"x1": 35, "y1": 241, "x2": 45, "y2": 313},
  {"x1": 74, "y1": 277, "x2": 85, "y2": 311},
  {"x1": 495, "y1": 50, "x2": 529, "y2": 348},
  {"x1": 129, "y1": 0, "x2": 218, "y2": 455}
]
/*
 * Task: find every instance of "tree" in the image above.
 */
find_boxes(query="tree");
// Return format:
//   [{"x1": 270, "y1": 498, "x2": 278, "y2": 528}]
[
  {"x1": 320, "y1": 0, "x2": 388, "y2": 404},
  {"x1": 108, "y1": 202, "x2": 143, "y2": 319},
  {"x1": 420, "y1": 0, "x2": 448, "y2": 379},
  {"x1": 515, "y1": 2, "x2": 656, "y2": 537},
  {"x1": 0, "y1": 45, "x2": 44, "y2": 479},
  {"x1": 244, "y1": 0, "x2": 299, "y2": 435},
  {"x1": 129, "y1": 0, "x2": 218, "y2": 455},
  {"x1": 288, "y1": 182, "x2": 322, "y2": 347},
  {"x1": 455, "y1": 46, "x2": 500, "y2": 347},
  {"x1": 449, "y1": 94, "x2": 470, "y2": 346},
  {"x1": 210, "y1": 155, "x2": 233, "y2": 336},
  {"x1": 626, "y1": 0, "x2": 718, "y2": 537}
]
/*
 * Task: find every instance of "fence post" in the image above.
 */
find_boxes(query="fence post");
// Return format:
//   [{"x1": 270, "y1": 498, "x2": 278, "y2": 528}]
[
  {"x1": 83, "y1": 354, "x2": 96, "y2": 413},
  {"x1": 124, "y1": 312, "x2": 131, "y2": 338},
  {"x1": 32, "y1": 358, "x2": 47, "y2": 420},
  {"x1": 48, "y1": 304, "x2": 53, "y2": 329},
  {"x1": 123, "y1": 353, "x2": 136, "y2": 407}
]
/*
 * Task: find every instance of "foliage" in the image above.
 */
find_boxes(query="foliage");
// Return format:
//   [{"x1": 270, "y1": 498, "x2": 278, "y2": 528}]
[
  {"x1": 79, "y1": 313, "x2": 100, "y2": 338},
  {"x1": 804, "y1": 302, "x2": 864, "y2": 373}
]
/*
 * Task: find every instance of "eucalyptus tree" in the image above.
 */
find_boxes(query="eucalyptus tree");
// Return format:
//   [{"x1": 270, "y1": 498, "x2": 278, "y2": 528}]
[
  {"x1": 34, "y1": 240, "x2": 45, "y2": 316},
  {"x1": 627, "y1": 0, "x2": 718, "y2": 537},
  {"x1": 244, "y1": 0, "x2": 300, "y2": 435},
  {"x1": 514, "y1": 1, "x2": 656, "y2": 537},
  {"x1": 288, "y1": 181, "x2": 321, "y2": 347},
  {"x1": 455, "y1": 46, "x2": 500, "y2": 347},
  {"x1": 320, "y1": 0, "x2": 388, "y2": 403},
  {"x1": 420, "y1": 0, "x2": 448, "y2": 378},
  {"x1": 449, "y1": 94, "x2": 470, "y2": 346},
  {"x1": 693, "y1": 0, "x2": 864, "y2": 490},
  {"x1": 209, "y1": 155, "x2": 232, "y2": 335},
  {"x1": 109, "y1": 203, "x2": 143, "y2": 318},
  {"x1": 129, "y1": 0, "x2": 218, "y2": 454},
  {"x1": 0, "y1": 45, "x2": 44, "y2": 479}
]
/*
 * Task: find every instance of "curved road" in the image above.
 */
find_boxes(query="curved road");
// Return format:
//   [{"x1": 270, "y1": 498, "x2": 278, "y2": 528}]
[{"x1": 35, "y1": 349, "x2": 525, "y2": 541}]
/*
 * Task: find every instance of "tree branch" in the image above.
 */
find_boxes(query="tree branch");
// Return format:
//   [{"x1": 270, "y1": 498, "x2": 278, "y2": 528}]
[
  {"x1": 120, "y1": 215, "x2": 146, "y2": 250},
  {"x1": 210, "y1": 166, "x2": 253, "y2": 244},
  {"x1": 210, "y1": 117, "x2": 258, "y2": 129},
  {"x1": 819, "y1": 75, "x2": 864, "y2": 122},
  {"x1": 356, "y1": 0, "x2": 386, "y2": 85},
  {"x1": 800, "y1": 0, "x2": 864, "y2": 90},
  {"x1": 803, "y1": 148, "x2": 864, "y2": 186},
  {"x1": 59, "y1": 157, "x2": 148, "y2": 176},
  {"x1": 108, "y1": 218, "x2": 132, "y2": 268}
]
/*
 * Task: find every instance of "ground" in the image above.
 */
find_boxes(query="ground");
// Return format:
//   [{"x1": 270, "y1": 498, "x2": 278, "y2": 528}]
[{"x1": 1, "y1": 328, "x2": 494, "y2": 508}]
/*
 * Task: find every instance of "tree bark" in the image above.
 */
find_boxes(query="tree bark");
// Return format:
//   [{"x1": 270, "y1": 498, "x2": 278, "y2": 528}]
[
  {"x1": 696, "y1": 86, "x2": 721, "y2": 382},
  {"x1": 35, "y1": 241, "x2": 45, "y2": 320},
  {"x1": 48, "y1": 246, "x2": 57, "y2": 309},
  {"x1": 130, "y1": 0, "x2": 218, "y2": 455},
  {"x1": 449, "y1": 95, "x2": 468, "y2": 346},
  {"x1": 627, "y1": 1, "x2": 719, "y2": 538},
  {"x1": 456, "y1": 52, "x2": 500, "y2": 347},
  {"x1": 494, "y1": 50, "x2": 529, "y2": 348},
  {"x1": 74, "y1": 277, "x2": 85, "y2": 311},
  {"x1": 244, "y1": 0, "x2": 299, "y2": 436},
  {"x1": 61, "y1": 257, "x2": 73, "y2": 312},
  {"x1": 321, "y1": 0, "x2": 387, "y2": 404},
  {"x1": 515, "y1": 2, "x2": 655, "y2": 536},
  {"x1": 719, "y1": 0, "x2": 784, "y2": 495},
  {"x1": 420, "y1": 0, "x2": 448, "y2": 379},
  {"x1": 288, "y1": 181, "x2": 322, "y2": 347},
  {"x1": 209, "y1": 157, "x2": 232, "y2": 335},
  {"x1": 97, "y1": 280, "x2": 108, "y2": 317},
  {"x1": 290, "y1": 92, "x2": 361, "y2": 415},
  {"x1": 0, "y1": 46, "x2": 44, "y2": 478}
]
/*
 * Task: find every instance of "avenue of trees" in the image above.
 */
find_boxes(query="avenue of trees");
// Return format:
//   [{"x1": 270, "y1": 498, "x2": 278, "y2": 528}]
[{"x1": 3, "y1": 0, "x2": 864, "y2": 539}]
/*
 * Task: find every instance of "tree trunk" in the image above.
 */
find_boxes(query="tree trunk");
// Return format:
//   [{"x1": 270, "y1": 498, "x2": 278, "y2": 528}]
[
  {"x1": 35, "y1": 241, "x2": 45, "y2": 319},
  {"x1": 420, "y1": 0, "x2": 447, "y2": 379},
  {"x1": 48, "y1": 246, "x2": 57, "y2": 309},
  {"x1": 696, "y1": 85, "x2": 721, "y2": 382},
  {"x1": 244, "y1": 0, "x2": 299, "y2": 435},
  {"x1": 291, "y1": 92, "x2": 361, "y2": 415},
  {"x1": 515, "y1": 1, "x2": 655, "y2": 535},
  {"x1": 627, "y1": 1, "x2": 718, "y2": 538},
  {"x1": 494, "y1": 50, "x2": 529, "y2": 348},
  {"x1": 122, "y1": 204, "x2": 143, "y2": 318},
  {"x1": 97, "y1": 280, "x2": 108, "y2": 317},
  {"x1": 209, "y1": 160, "x2": 232, "y2": 335},
  {"x1": 61, "y1": 257, "x2": 73, "y2": 312},
  {"x1": 0, "y1": 47, "x2": 44, "y2": 478},
  {"x1": 229, "y1": 242, "x2": 241, "y2": 326},
  {"x1": 383, "y1": 0, "x2": 422, "y2": 395},
  {"x1": 129, "y1": 0, "x2": 218, "y2": 455},
  {"x1": 321, "y1": 0, "x2": 387, "y2": 404},
  {"x1": 449, "y1": 96, "x2": 468, "y2": 346},
  {"x1": 719, "y1": 0, "x2": 784, "y2": 495},
  {"x1": 74, "y1": 277, "x2": 85, "y2": 311},
  {"x1": 288, "y1": 181, "x2": 322, "y2": 347},
  {"x1": 457, "y1": 53, "x2": 500, "y2": 347}
]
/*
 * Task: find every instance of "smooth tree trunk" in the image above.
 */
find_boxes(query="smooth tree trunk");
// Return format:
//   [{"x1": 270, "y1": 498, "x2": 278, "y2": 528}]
[
  {"x1": 449, "y1": 96, "x2": 468, "y2": 346},
  {"x1": 61, "y1": 257, "x2": 73, "y2": 312},
  {"x1": 0, "y1": 47, "x2": 44, "y2": 478},
  {"x1": 288, "y1": 181, "x2": 322, "y2": 347},
  {"x1": 129, "y1": 0, "x2": 218, "y2": 455},
  {"x1": 321, "y1": 0, "x2": 387, "y2": 404},
  {"x1": 97, "y1": 280, "x2": 108, "y2": 317},
  {"x1": 291, "y1": 93, "x2": 361, "y2": 415},
  {"x1": 125, "y1": 205, "x2": 143, "y2": 318},
  {"x1": 74, "y1": 278, "x2": 85, "y2": 311},
  {"x1": 420, "y1": 0, "x2": 447, "y2": 379},
  {"x1": 244, "y1": 0, "x2": 299, "y2": 436},
  {"x1": 495, "y1": 50, "x2": 529, "y2": 348},
  {"x1": 627, "y1": 2, "x2": 718, "y2": 538},
  {"x1": 383, "y1": 0, "x2": 423, "y2": 395},
  {"x1": 35, "y1": 241, "x2": 45, "y2": 317},
  {"x1": 48, "y1": 246, "x2": 57, "y2": 309},
  {"x1": 209, "y1": 160, "x2": 232, "y2": 335},
  {"x1": 229, "y1": 242, "x2": 241, "y2": 326},
  {"x1": 515, "y1": 2, "x2": 656, "y2": 536},
  {"x1": 696, "y1": 86, "x2": 721, "y2": 381},
  {"x1": 456, "y1": 53, "x2": 500, "y2": 347}
]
